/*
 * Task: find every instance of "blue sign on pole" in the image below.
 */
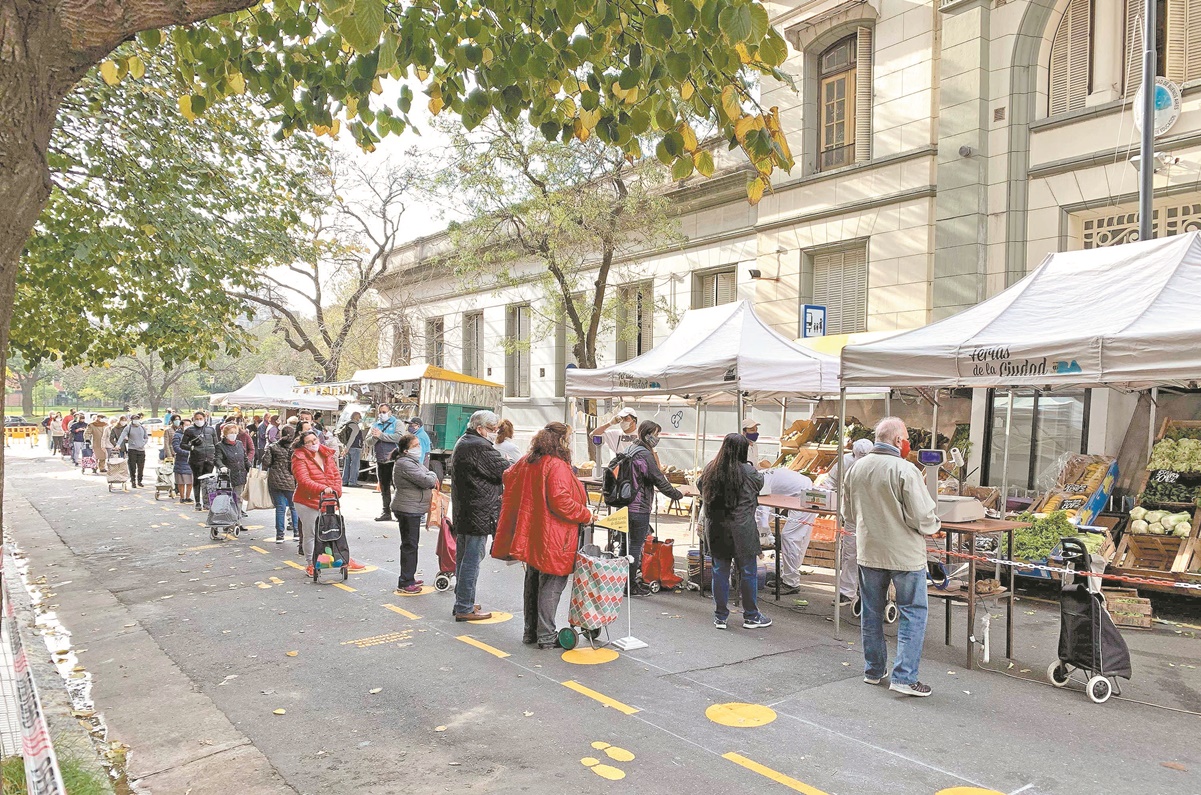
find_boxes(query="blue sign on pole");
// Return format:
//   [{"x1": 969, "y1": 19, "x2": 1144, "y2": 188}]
[{"x1": 802, "y1": 305, "x2": 827, "y2": 338}]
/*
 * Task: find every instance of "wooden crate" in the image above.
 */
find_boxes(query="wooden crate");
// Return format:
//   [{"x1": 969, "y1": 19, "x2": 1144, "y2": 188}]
[
  {"x1": 1103, "y1": 588, "x2": 1154, "y2": 629},
  {"x1": 1156, "y1": 418, "x2": 1201, "y2": 442},
  {"x1": 1111, "y1": 532, "x2": 1189, "y2": 572},
  {"x1": 803, "y1": 539, "x2": 836, "y2": 568}
]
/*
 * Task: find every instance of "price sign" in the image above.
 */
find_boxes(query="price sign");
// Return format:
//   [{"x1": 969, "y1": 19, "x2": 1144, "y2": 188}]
[
  {"x1": 1063, "y1": 483, "x2": 1089, "y2": 494},
  {"x1": 1059, "y1": 497, "x2": 1087, "y2": 511},
  {"x1": 1152, "y1": 469, "x2": 1182, "y2": 484}
]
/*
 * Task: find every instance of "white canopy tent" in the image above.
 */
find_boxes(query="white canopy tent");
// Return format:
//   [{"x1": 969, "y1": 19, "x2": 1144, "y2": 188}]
[
  {"x1": 841, "y1": 232, "x2": 1201, "y2": 390},
  {"x1": 565, "y1": 300, "x2": 846, "y2": 401},
  {"x1": 212, "y1": 374, "x2": 340, "y2": 411}
]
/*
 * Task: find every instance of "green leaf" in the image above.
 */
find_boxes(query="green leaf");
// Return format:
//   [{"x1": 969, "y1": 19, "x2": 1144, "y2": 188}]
[
  {"x1": 748, "y1": 3, "x2": 769, "y2": 41},
  {"x1": 669, "y1": 0, "x2": 697, "y2": 29},
  {"x1": 694, "y1": 150, "x2": 715, "y2": 177},
  {"x1": 718, "y1": 5, "x2": 753, "y2": 43},
  {"x1": 759, "y1": 30, "x2": 788, "y2": 67},
  {"x1": 376, "y1": 31, "x2": 399, "y2": 74},
  {"x1": 655, "y1": 138, "x2": 673, "y2": 165},
  {"x1": 332, "y1": 0, "x2": 385, "y2": 53},
  {"x1": 670, "y1": 156, "x2": 694, "y2": 180},
  {"x1": 556, "y1": 0, "x2": 576, "y2": 24},
  {"x1": 618, "y1": 67, "x2": 640, "y2": 90},
  {"x1": 665, "y1": 51, "x2": 692, "y2": 81}
]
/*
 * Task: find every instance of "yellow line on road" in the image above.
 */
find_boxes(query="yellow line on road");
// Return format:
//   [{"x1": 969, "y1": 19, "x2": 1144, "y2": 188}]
[
  {"x1": 283, "y1": 560, "x2": 306, "y2": 571},
  {"x1": 332, "y1": 583, "x2": 357, "y2": 592},
  {"x1": 186, "y1": 544, "x2": 221, "y2": 551},
  {"x1": 561, "y1": 680, "x2": 639, "y2": 715},
  {"x1": 269, "y1": 577, "x2": 284, "y2": 585},
  {"x1": 722, "y1": 753, "x2": 830, "y2": 795},
  {"x1": 383, "y1": 604, "x2": 421, "y2": 620},
  {"x1": 178, "y1": 513, "x2": 191, "y2": 520},
  {"x1": 250, "y1": 546, "x2": 269, "y2": 554},
  {"x1": 456, "y1": 635, "x2": 510, "y2": 659}
]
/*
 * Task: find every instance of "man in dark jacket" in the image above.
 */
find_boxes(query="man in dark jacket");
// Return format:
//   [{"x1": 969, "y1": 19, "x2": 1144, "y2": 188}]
[
  {"x1": 180, "y1": 411, "x2": 218, "y2": 510},
  {"x1": 449, "y1": 410, "x2": 508, "y2": 621},
  {"x1": 260, "y1": 426, "x2": 298, "y2": 543}
]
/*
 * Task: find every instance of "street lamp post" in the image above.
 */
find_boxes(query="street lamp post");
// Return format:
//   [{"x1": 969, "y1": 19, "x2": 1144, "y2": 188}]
[{"x1": 1139, "y1": 0, "x2": 1157, "y2": 241}]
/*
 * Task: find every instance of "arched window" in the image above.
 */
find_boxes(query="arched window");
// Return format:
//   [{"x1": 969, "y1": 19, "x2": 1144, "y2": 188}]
[
  {"x1": 1048, "y1": 0, "x2": 1091, "y2": 115},
  {"x1": 818, "y1": 31, "x2": 871, "y2": 171},
  {"x1": 1124, "y1": 0, "x2": 1201, "y2": 95}
]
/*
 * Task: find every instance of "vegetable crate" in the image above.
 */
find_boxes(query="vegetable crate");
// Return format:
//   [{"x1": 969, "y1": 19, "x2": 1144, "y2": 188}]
[
  {"x1": 1101, "y1": 588, "x2": 1153, "y2": 630},
  {"x1": 1155, "y1": 418, "x2": 1201, "y2": 443},
  {"x1": 1111, "y1": 508, "x2": 1201, "y2": 592}
]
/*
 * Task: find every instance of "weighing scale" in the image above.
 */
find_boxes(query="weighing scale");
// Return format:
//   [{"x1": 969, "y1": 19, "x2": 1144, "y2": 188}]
[{"x1": 918, "y1": 448, "x2": 986, "y2": 522}]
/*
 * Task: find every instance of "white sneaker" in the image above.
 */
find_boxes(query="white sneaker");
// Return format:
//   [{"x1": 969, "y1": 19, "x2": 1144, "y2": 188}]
[
  {"x1": 714, "y1": 618, "x2": 728, "y2": 630},
  {"x1": 864, "y1": 675, "x2": 883, "y2": 685},
  {"x1": 743, "y1": 615, "x2": 773, "y2": 629},
  {"x1": 889, "y1": 681, "x2": 932, "y2": 697}
]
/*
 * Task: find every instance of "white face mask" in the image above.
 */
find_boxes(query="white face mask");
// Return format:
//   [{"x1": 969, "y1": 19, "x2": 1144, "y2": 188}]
[
  {"x1": 406, "y1": 448, "x2": 422, "y2": 460},
  {"x1": 194, "y1": 419, "x2": 205, "y2": 427},
  {"x1": 225, "y1": 434, "x2": 238, "y2": 442},
  {"x1": 305, "y1": 441, "x2": 320, "y2": 452},
  {"x1": 378, "y1": 411, "x2": 389, "y2": 420},
  {"x1": 484, "y1": 429, "x2": 498, "y2": 443},
  {"x1": 132, "y1": 420, "x2": 141, "y2": 427}
]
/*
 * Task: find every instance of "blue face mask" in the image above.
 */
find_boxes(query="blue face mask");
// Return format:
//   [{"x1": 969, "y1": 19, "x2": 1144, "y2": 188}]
[{"x1": 745, "y1": 432, "x2": 760, "y2": 442}]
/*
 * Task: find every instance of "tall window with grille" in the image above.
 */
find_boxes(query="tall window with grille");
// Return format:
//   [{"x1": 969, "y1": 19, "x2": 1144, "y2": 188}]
[
  {"x1": 812, "y1": 244, "x2": 868, "y2": 334},
  {"x1": 616, "y1": 281, "x2": 654, "y2": 362},
  {"x1": 695, "y1": 269, "x2": 736, "y2": 308},
  {"x1": 462, "y1": 311, "x2": 484, "y2": 377},
  {"x1": 817, "y1": 31, "x2": 872, "y2": 171},
  {"x1": 505, "y1": 304, "x2": 531, "y2": 397},
  {"x1": 424, "y1": 317, "x2": 445, "y2": 367}
]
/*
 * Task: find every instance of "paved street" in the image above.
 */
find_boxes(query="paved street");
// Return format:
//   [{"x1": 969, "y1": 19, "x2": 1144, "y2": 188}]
[{"x1": 5, "y1": 444, "x2": 1200, "y2": 794}]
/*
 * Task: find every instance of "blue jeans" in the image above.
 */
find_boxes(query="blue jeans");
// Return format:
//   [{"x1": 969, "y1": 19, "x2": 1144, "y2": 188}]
[
  {"x1": 270, "y1": 490, "x2": 297, "y2": 539},
  {"x1": 342, "y1": 447, "x2": 362, "y2": 486},
  {"x1": 859, "y1": 566, "x2": 928, "y2": 685},
  {"x1": 712, "y1": 553, "x2": 761, "y2": 622},
  {"x1": 453, "y1": 534, "x2": 488, "y2": 615}
]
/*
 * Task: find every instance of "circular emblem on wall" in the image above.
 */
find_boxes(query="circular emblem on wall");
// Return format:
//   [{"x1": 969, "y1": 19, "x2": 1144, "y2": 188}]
[{"x1": 1134, "y1": 77, "x2": 1183, "y2": 138}]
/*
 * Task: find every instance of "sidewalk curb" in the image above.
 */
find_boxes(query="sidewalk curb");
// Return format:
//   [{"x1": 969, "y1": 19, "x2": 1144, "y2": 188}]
[{"x1": 5, "y1": 488, "x2": 297, "y2": 794}]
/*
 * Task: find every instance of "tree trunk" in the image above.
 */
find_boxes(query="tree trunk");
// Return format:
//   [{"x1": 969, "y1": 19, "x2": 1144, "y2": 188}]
[{"x1": 19, "y1": 376, "x2": 35, "y2": 416}]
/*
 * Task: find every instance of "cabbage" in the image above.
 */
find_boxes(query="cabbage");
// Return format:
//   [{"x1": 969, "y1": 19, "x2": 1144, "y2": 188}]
[
  {"x1": 1131, "y1": 519, "x2": 1150, "y2": 533},
  {"x1": 1170, "y1": 512, "x2": 1193, "y2": 527},
  {"x1": 1130, "y1": 506, "x2": 1148, "y2": 521},
  {"x1": 1175, "y1": 524, "x2": 1193, "y2": 538},
  {"x1": 1145, "y1": 510, "x2": 1167, "y2": 524},
  {"x1": 1148, "y1": 522, "x2": 1166, "y2": 535}
]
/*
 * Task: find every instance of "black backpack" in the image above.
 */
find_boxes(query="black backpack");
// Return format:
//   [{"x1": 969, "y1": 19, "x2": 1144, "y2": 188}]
[{"x1": 602, "y1": 450, "x2": 637, "y2": 508}]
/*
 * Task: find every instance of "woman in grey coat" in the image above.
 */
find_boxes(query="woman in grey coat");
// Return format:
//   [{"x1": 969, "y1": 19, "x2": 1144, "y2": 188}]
[{"x1": 391, "y1": 432, "x2": 439, "y2": 594}]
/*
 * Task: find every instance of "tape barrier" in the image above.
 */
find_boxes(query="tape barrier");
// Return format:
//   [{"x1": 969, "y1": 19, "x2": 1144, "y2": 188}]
[{"x1": 3, "y1": 561, "x2": 67, "y2": 794}]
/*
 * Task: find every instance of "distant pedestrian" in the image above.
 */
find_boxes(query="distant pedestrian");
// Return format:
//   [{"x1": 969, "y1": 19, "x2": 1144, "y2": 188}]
[
  {"x1": 117, "y1": 415, "x2": 150, "y2": 487},
  {"x1": 172, "y1": 418, "x2": 194, "y2": 505},
  {"x1": 68, "y1": 413, "x2": 89, "y2": 466},
  {"x1": 391, "y1": 432, "x2": 439, "y2": 594},
  {"x1": 45, "y1": 412, "x2": 63, "y2": 452},
  {"x1": 493, "y1": 422, "x2": 592, "y2": 648},
  {"x1": 405, "y1": 416, "x2": 431, "y2": 464},
  {"x1": 338, "y1": 412, "x2": 364, "y2": 487},
  {"x1": 215, "y1": 423, "x2": 249, "y2": 492},
  {"x1": 842, "y1": 417, "x2": 940, "y2": 697},
  {"x1": 493, "y1": 419, "x2": 522, "y2": 464},
  {"x1": 234, "y1": 418, "x2": 255, "y2": 465},
  {"x1": 255, "y1": 414, "x2": 269, "y2": 465},
  {"x1": 449, "y1": 410, "x2": 508, "y2": 622},
  {"x1": 265, "y1": 414, "x2": 280, "y2": 445},
  {"x1": 369, "y1": 404, "x2": 402, "y2": 522},
  {"x1": 261, "y1": 426, "x2": 298, "y2": 544},
  {"x1": 699, "y1": 433, "x2": 770, "y2": 631}
]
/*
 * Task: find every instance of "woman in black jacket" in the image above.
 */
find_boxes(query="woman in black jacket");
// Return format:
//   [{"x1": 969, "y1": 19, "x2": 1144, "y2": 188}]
[
  {"x1": 214, "y1": 423, "x2": 249, "y2": 492},
  {"x1": 700, "y1": 433, "x2": 770, "y2": 631},
  {"x1": 260, "y1": 426, "x2": 298, "y2": 543}
]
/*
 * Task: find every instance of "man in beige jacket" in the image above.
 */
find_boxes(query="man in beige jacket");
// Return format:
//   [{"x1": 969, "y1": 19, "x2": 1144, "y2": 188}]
[{"x1": 842, "y1": 416, "x2": 941, "y2": 697}]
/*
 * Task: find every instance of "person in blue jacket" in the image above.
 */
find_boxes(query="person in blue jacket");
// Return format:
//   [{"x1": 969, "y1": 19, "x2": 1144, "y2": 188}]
[{"x1": 406, "y1": 416, "x2": 432, "y2": 464}]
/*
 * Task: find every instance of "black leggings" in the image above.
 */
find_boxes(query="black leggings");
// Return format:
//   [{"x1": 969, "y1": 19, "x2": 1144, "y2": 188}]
[{"x1": 127, "y1": 449, "x2": 146, "y2": 486}]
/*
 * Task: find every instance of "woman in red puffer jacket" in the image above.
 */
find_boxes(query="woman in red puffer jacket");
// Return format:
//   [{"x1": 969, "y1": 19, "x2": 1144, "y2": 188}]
[
  {"x1": 291, "y1": 429, "x2": 363, "y2": 575},
  {"x1": 493, "y1": 422, "x2": 593, "y2": 649}
]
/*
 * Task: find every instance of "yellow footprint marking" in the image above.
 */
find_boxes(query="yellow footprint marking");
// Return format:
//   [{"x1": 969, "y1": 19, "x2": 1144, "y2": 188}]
[
  {"x1": 604, "y1": 746, "x2": 634, "y2": 762},
  {"x1": 580, "y1": 757, "x2": 626, "y2": 781}
]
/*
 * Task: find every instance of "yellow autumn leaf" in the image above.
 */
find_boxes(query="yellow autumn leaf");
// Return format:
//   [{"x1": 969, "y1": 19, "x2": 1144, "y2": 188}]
[
  {"x1": 100, "y1": 61, "x2": 121, "y2": 86},
  {"x1": 227, "y1": 71, "x2": 246, "y2": 95},
  {"x1": 331, "y1": 119, "x2": 341, "y2": 137},
  {"x1": 178, "y1": 95, "x2": 196, "y2": 121},
  {"x1": 313, "y1": 125, "x2": 330, "y2": 136},
  {"x1": 346, "y1": 96, "x2": 359, "y2": 118},
  {"x1": 735, "y1": 42, "x2": 752, "y2": 64},
  {"x1": 127, "y1": 56, "x2": 145, "y2": 80},
  {"x1": 679, "y1": 122, "x2": 698, "y2": 152},
  {"x1": 482, "y1": 47, "x2": 494, "y2": 66},
  {"x1": 611, "y1": 82, "x2": 627, "y2": 101},
  {"x1": 580, "y1": 108, "x2": 601, "y2": 130},
  {"x1": 721, "y1": 85, "x2": 741, "y2": 122},
  {"x1": 285, "y1": 650, "x2": 299, "y2": 657},
  {"x1": 562, "y1": 75, "x2": 579, "y2": 94},
  {"x1": 416, "y1": 66, "x2": 429, "y2": 81},
  {"x1": 574, "y1": 118, "x2": 591, "y2": 142},
  {"x1": 561, "y1": 95, "x2": 577, "y2": 117},
  {"x1": 680, "y1": 80, "x2": 695, "y2": 101},
  {"x1": 747, "y1": 176, "x2": 766, "y2": 206},
  {"x1": 694, "y1": 150, "x2": 715, "y2": 178},
  {"x1": 372, "y1": 77, "x2": 383, "y2": 95},
  {"x1": 655, "y1": 0, "x2": 669, "y2": 12},
  {"x1": 734, "y1": 115, "x2": 757, "y2": 142},
  {"x1": 428, "y1": 95, "x2": 445, "y2": 116}
]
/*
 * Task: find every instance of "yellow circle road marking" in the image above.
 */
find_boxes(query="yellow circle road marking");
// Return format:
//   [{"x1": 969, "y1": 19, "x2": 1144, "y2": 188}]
[
  {"x1": 350, "y1": 565, "x2": 379, "y2": 574},
  {"x1": 469, "y1": 611, "x2": 513, "y2": 624},
  {"x1": 591, "y1": 742, "x2": 610, "y2": 750},
  {"x1": 604, "y1": 746, "x2": 634, "y2": 762},
  {"x1": 705, "y1": 702, "x2": 777, "y2": 728},
  {"x1": 936, "y1": 790, "x2": 1006, "y2": 795},
  {"x1": 394, "y1": 586, "x2": 435, "y2": 597},
  {"x1": 562, "y1": 647, "x2": 619, "y2": 665},
  {"x1": 581, "y1": 757, "x2": 626, "y2": 781}
]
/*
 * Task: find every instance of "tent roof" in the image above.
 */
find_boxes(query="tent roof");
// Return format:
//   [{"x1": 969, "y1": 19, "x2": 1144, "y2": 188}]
[
  {"x1": 349, "y1": 364, "x2": 503, "y2": 390},
  {"x1": 565, "y1": 300, "x2": 844, "y2": 400},
  {"x1": 216, "y1": 374, "x2": 340, "y2": 410},
  {"x1": 842, "y1": 232, "x2": 1201, "y2": 389}
]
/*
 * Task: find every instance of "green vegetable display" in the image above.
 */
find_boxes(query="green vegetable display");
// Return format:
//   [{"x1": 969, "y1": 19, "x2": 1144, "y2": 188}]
[
  {"x1": 1148, "y1": 438, "x2": 1201, "y2": 473},
  {"x1": 1165, "y1": 426, "x2": 1201, "y2": 442},
  {"x1": 1013, "y1": 511, "x2": 1077, "y2": 561},
  {"x1": 1141, "y1": 479, "x2": 1200, "y2": 505}
]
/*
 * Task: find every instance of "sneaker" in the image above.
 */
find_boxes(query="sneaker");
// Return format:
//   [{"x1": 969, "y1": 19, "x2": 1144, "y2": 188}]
[
  {"x1": 304, "y1": 565, "x2": 315, "y2": 578},
  {"x1": 889, "y1": 681, "x2": 932, "y2": 697},
  {"x1": 743, "y1": 615, "x2": 773, "y2": 629},
  {"x1": 775, "y1": 583, "x2": 801, "y2": 595},
  {"x1": 374, "y1": 513, "x2": 392, "y2": 522},
  {"x1": 714, "y1": 618, "x2": 728, "y2": 630},
  {"x1": 397, "y1": 584, "x2": 421, "y2": 595},
  {"x1": 835, "y1": 595, "x2": 855, "y2": 607},
  {"x1": 864, "y1": 675, "x2": 883, "y2": 685},
  {"x1": 274, "y1": 537, "x2": 284, "y2": 544},
  {"x1": 348, "y1": 559, "x2": 367, "y2": 572}
]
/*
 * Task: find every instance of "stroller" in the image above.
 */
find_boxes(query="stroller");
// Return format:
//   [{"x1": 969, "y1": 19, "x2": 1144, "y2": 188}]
[
  {"x1": 311, "y1": 494, "x2": 350, "y2": 583},
  {"x1": 558, "y1": 529, "x2": 629, "y2": 651},
  {"x1": 202, "y1": 469, "x2": 244, "y2": 540},
  {"x1": 1047, "y1": 537, "x2": 1132, "y2": 704},
  {"x1": 154, "y1": 465, "x2": 175, "y2": 500},
  {"x1": 106, "y1": 453, "x2": 129, "y2": 492},
  {"x1": 80, "y1": 442, "x2": 98, "y2": 474}
]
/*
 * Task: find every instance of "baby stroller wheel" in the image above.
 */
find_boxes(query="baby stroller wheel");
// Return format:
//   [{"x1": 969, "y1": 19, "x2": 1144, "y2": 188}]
[
  {"x1": 1087, "y1": 675, "x2": 1113, "y2": 704},
  {"x1": 884, "y1": 601, "x2": 899, "y2": 624},
  {"x1": 649, "y1": 581, "x2": 661, "y2": 594},
  {"x1": 851, "y1": 597, "x2": 863, "y2": 618},
  {"x1": 1048, "y1": 661, "x2": 1071, "y2": 688},
  {"x1": 558, "y1": 628, "x2": 578, "y2": 651},
  {"x1": 434, "y1": 573, "x2": 452, "y2": 592}
]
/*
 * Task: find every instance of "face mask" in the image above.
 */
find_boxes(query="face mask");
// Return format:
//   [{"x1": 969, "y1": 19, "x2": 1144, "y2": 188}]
[
  {"x1": 745, "y1": 432, "x2": 759, "y2": 442},
  {"x1": 132, "y1": 420, "x2": 141, "y2": 427},
  {"x1": 172, "y1": 420, "x2": 181, "y2": 427},
  {"x1": 406, "y1": 448, "x2": 422, "y2": 460},
  {"x1": 644, "y1": 434, "x2": 660, "y2": 448},
  {"x1": 225, "y1": 433, "x2": 238, "y2": 442},
  {"x1": 378, "y1": 412, "x2": 389, "y2": 420},
  {"x1": 119, "y1": 420, "x2": 128, "y2": 426},
  {"x1": 305, "y1": 441, "x2": 320, "y2": 452},
  {"x1": 484, "y1": 430, "x2": 498, "y2": 443},
  {"x1": 194, "y1": 419, "x2": 205, "y2": 427},
  {"x1": 900, "y1": 439, "x2": 912, "y2": 458}
]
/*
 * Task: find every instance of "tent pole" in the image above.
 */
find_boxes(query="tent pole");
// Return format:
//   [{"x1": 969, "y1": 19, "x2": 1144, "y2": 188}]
[
  {"x1": 931, "y1": 388, "x2": 939, "y2": 451},
  {"x1": 692, "y1": 399, "x2": 702, "y2": 469},
  {"x1": 779, "y1": 397, "x2": 788, "y2": 463},
  {"x1": 1000, "y1": 388, "x2": 1015, "y2": 512},
  {"x1": 737, "y1": 391, "x2": 745, "y2": 434},
  {"x1": 1148, "y1": 387, "x2": 1159, "y2": 461},
  {"x1": 834, "y1": 387, "x2": 847, "y2": 641},
  {"x1": 885, "y1": 389, "x2": 891, "y2": 417}
]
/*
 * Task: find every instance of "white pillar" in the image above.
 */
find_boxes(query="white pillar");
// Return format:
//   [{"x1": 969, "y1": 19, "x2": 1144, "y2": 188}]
[{"x1": 1088, "y1": 0, "x2": 1123, "y2": 105}]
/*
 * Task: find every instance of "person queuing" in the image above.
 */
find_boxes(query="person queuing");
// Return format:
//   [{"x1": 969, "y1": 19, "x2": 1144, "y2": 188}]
[
  {"x1": 214, "y1": 422, "x2": 250, "y2": 514},
  {"x1": 699, "y1": 433, "x2": 772, "y2": 631},
  {"x1": 405, "y1": 416, "x2": 431, "y2": 465},
  {"x1": 180, "y1": 411, "x2": 218, "y2": 511},
  {"x1": 623, "y1": 421, "x2": 683, "y2": 595},
  {"x1": 589, "y1": 408, "x2": 638, "y2": 459},
  {"x1": 449, "y1": 410, "x2": 508, "y2": 622},
  {"x1": 493, "y1": 419, "x2": 522, "y2": 464},
  {"x1": 68, "y1": 413, "x2": 89, "y2": 466},
  {"x1": 338, "y1": 412, "x2": 364, "y2": 488},
  {"x1": 369, "y1": 404, "x2": 402, "y2": 522},
  {"x1": 390, "y1": 432, "x2": 439, "y2": 594},
  {"x1": 255, "y1": 414, "x2": 270, "y2": 464},
  {"x1": 759, "y1": 462, "x2": 817, "y2": 596},
  {"x1": 87, "y1": 414, "x2": 109, "y2": 474},
  {"x1": 234, "y1": 418, "x2": 256, "y2": 465},
  {"x1": 265, "y1": 414, "x2": 281, "y2": 446},
  {"x1": 171, "y1": 417, "x2": 194, "y2": 505},
  {"x1": 261, "y1": 425, "x2": 298, "y2": 544},
  {"x1": 493, "y1": 422, "x2": 593, "y2": 648},
  {"x1": 45, "y1": 412, "x2": 63, "y2": 453},
  {"x1": 815, "y1": 438, "x2": 874, "y2": 606},
  {"x1": 291, "y1": 429, "x2": 341, "y2": 577},
  {"x1": 117, "y1": 414, "x2": 150, "y2": 487},
  {"x1": 842, "y1": 416, "x2": 940, "y2": 698},
  {"x1": 742, "y1": 417, "x2": 761, "y2": 463}
]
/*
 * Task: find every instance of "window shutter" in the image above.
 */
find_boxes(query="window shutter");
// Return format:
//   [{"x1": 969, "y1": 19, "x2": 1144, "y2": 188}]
[
  {"x1": 854, "y1": 27, "x2": 872, "y2": 163},
  {"x1": 716, "y1": 271, "x2": 736, "y2": 305},
  {"x1": 504, "y1": 308, "x2": 516, "y2": 395},
  {"x1": 813, "y1": 251, "x2": 838, "y2": 332},
  {"x1": 616, "y1": 286, "x2": 630, "y2": 362},
  {"x1": 1049, "y1": 0, "x2": 1091, "y2": 115},
  {"x1": 638, "y1": 284, "x2": 654, "y2": 355},
  {"x1": 1186, "y1": 0, "x2": 1201, "y2": 82},
  {"x1": 847, "y1": 246, "x2": 868, "y2": 332},
  {"x1": 1125, "y1": 0, "x2": 1143, "y2": 97},
  {"x1": 517, "y1": 307, "x2": 531, "y2": 397},
  {"x1": 813, "y1": 246, "x2": 868, "y2": 334},
  {"x1": 1167, "y1": 0, "x2": 1188, "y2": 83}
]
